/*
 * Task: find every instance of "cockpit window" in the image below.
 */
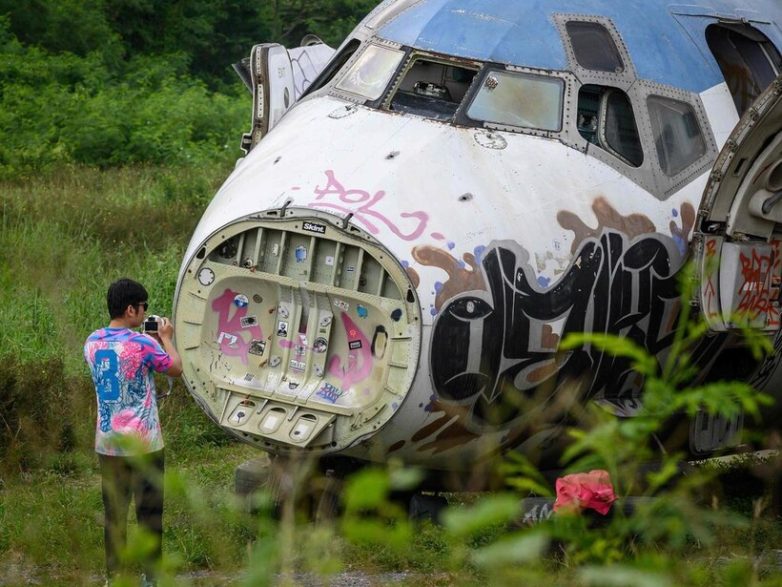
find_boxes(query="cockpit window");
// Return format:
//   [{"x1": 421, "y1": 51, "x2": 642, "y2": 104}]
[
  {"x1": 388, "y1": 59, "x2": 478, "y2": 121},
  {"x1": 706, "y1": 23, "x2": 782, "y2": 116},
  {"x1": 565, "y1": 21, "x2": 624, "y2": 73},
  {"x1": 578, "y1": 84, "x2": 643, "y2": 167},
  {"x1": 302, "y1": 39, "x2": 361, "y2": 98},
  {"x1": 466, "y1": 70, "x2": 563, "y2": 131},
  {"x1": 647, "y1": 95, "x2": 706, "y2": 177},
  {"x1": 335, "y1": 44, "x2": 406, "y2": 101}
]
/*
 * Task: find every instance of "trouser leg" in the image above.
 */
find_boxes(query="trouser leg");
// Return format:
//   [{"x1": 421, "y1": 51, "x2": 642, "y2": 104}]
[
  {"x1": 99, "y1": 454, "x2": 132, "y2": 578},
  {"x1": 133, "y1": 449, "x2": 165, "y2": 580}
]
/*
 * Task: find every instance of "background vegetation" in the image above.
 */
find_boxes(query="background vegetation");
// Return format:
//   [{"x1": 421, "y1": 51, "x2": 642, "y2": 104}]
[
  {"x1": 1, "y1": 1, "x2": 782, "y2": 585},
  {"x1": 0, "y1": 0, "x2": 376, "y2": 177}
]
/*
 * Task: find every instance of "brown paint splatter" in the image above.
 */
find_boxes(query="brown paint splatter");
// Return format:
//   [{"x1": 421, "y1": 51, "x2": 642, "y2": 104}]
[
  {"x1": 420, "y1": 423, "x2": 481, "y2": 454},
  {"x1": 669, "y1": 202, "x2": 696, "y2": 245},
  {"x1": 525, "y1": 350, "x2": 570, "y2": 385},
  {"x1": 541, "y1": 324, "x2": 559, "y2": 350},
  {"x1": 387, "y1": 440, "x2": 406, "y2": 453},
  {"x1": 527, "y1": 360, "x2": 559, "y2": 385},
  {"x1": 411, "y1": 401, "x2": 481, "y2": 455},
  {"x1": 411, "y1": 246, "x2": 486, "y2": 310},
  {"x1": 558, "y1": 197, "x2": 656, "y2": 254},
  {"x1": 405, "y1": 266, "x2": 420, "y2": 289},
  {"x1": 411, "y1": 413, "x2": 451, "y2": 442}
]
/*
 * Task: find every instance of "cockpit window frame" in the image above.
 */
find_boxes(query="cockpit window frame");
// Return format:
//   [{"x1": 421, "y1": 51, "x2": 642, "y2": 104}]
[
  {"x1": 554, "y1": 14, "x2": 637, "y2": 85},
  {"x1": 380, "y1": 50, "x2": 483, "y2": 122},
  {"x1": 315, "y1": 22, "x2": 718, "y2": 201},
  {"x1": 634, "y1": 79, "x2": 718, "y2": 194},
  {"x1": 555, "y1": 13, "x2": 718, "y2": 199},
  {"x1": 705, "y1": 22, "x2": 782, "y2": 116},
  {"x1": 327, "y1": 38, "x2": 410, "y2": 106},
  {"x1": 302, "y1": 38, "x2": 362, "y2": 100},
  {"x1": 334, "y1": 43, "x2": 407, "y2": 102},
  {"x1": 565, "y1": 21, "x2": 625, "y2": 74},
  {"x1": 456, "y1": 65, "x2": 573, "y2": 137}
]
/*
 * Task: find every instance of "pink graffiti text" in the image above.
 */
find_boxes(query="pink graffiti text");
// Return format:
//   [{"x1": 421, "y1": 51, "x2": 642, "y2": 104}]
[
  {"x1": 328, "y1": 313, "x2": 373, "y2": 390},
  {"x1": 212, "y1": 289, "x2": 263, "y2": 364},
  {"x1": 307, "y1": 170, "x2": 429, "y2": 241}
]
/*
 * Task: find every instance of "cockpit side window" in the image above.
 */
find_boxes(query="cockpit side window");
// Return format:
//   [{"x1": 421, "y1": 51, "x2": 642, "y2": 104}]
[
  {"x1": 578, "y1": 84, "x2": 643, "y2": 167},
  {"x1": 466, "y1": 69, "x2": 564, "y2": 131},
  {"x1": 335, "y1": 44, "x2": 405, "y2": 101},
  {"x1": 387, "y1": 58, "x2": 478, "y2": 121},
  {"x1": 647, "y1": 96, "x2": 706, "y2": 177},
  {"x1": 565, "y1": 21, "x2": 624, "y2": 73},
  {"x1": 302, "y1": 39, "x2": 361, "y2": 98},
  {"x1": 706, "y1": 23, "x2": 781, "y2": 116}
]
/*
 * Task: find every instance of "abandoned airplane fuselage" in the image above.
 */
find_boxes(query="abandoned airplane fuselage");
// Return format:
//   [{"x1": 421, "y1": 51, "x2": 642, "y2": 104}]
[{"x1": 173, "y1": 0, "x2": 782, "y2": 474}]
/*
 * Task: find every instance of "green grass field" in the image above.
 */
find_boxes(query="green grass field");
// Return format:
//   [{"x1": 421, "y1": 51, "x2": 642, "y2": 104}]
[
  {"x1": 2, "y1": 164, "x2": 782, "y2": 586},
  {"x1": 0, "y1": 162, "x2": 264, "y2": 584}
]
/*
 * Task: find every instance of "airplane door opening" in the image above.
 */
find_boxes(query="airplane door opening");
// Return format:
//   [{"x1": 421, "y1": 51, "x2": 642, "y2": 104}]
[{"x1": 706, "y1": 23, "x2": 782, "y2": 116}]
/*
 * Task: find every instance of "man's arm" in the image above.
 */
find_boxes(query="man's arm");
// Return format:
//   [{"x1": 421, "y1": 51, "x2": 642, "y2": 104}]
[{"x1": 157, "y1": 317, "x2": 183, "y2": 377}]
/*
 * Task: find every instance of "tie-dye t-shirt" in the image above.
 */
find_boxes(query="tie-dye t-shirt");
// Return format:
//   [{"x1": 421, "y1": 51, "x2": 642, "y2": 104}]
[{"x1": 84, "y1": 327, "x2": 172, "y2": 456}]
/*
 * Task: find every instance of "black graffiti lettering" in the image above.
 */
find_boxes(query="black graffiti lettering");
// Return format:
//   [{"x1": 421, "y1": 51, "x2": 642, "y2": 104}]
[{"x1": 430, "y1": 231, "x2": 718, "y2": 429}]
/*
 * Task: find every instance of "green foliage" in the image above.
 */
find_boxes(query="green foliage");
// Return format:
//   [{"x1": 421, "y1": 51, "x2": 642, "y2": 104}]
[
  {"x1": 470, "y1": 531, "x2": 549, "y2": 567},
  {"x1": 0, "y1": 0, "x2": 123, "y2": 59},
  {"x1": 499, "y1": 453, "x2": 554, "y2": 497},
  {"x1": 578, "y1": 564, "x2": 670, "y2": 587},
  {"x1": 340, "y1": 467, "x2": 414, "y2": 552},
  {"x1": 0, "y1": 40, "x2": 246, "y2": 176},
  {"x1": 441, "y1": 493, "x2": 520, "y2": 539},
  {"x1": 0, "y1": 355, "x2": 95, "y2": 475},
  {"x1": 0, "y1": 163, "x2": 230, "y2": 479},
  {"x1": 0, "y1": 0, "x2": 380, "y2": 177},
  {"x1": 271, "y1": 0, "x2": 379, "y2": 47}
]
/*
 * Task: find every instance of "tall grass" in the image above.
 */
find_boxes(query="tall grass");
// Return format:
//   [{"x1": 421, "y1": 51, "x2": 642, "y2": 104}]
[
  {"x1": 1, "y1": 166, "x2": 782, "y2": 586},
  {"x1": 0, "y1": 163, "x2": 227, "y2": 371},
  {"x1": 0, "y1": 161, "x2": 235, "y2": 480}
]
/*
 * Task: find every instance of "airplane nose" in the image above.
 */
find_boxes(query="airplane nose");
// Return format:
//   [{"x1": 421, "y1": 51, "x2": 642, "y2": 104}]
[{"x1": 174, "y1": 207, "x2": 422, "y2": 452}]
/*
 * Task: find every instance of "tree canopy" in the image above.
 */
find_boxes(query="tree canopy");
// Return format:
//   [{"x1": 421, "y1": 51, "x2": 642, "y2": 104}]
[
  {"x1": 0, "y1": 0, "x2": 376, "y2": 85},
  {"x1": 0, "y1": 0, "x2": 377, "y2": 177}
]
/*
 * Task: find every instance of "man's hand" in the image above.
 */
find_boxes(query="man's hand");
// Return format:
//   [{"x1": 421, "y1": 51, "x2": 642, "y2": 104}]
[
  {"x1": 156, "y1": 316, "x2": 183, "y2": 377},
  {"x1": 157, "y1": 316, "x2": 174, "y2": 341}
]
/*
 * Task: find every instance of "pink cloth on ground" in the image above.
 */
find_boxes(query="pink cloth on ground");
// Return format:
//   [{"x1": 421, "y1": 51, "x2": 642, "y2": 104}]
[{"x1": 553, "y1": 469, "x2": 617, "y2": 515}]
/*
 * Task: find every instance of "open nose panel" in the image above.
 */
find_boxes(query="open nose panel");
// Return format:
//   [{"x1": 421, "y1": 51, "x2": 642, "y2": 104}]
[
  {"x1": 239, "y1": 42, "x2": 335, "y2": 153},
  {"x1": 695, "y1": 75, "x2": 782, "y2": 331},
  {"x1": 174, "y1": 209, "x2": 421, "y2": 453}
]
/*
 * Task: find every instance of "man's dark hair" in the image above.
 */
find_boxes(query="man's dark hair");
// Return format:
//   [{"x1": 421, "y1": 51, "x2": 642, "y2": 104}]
[{"x1": 107, "y1": 278, "x2": 148, "y2": 319}]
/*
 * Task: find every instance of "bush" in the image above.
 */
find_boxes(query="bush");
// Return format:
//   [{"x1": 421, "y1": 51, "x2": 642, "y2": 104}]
[
  {"x1": 0, "y1": 355, "x2": 95, "y2": 475},
  {"x1": 0, "y1": 21, "x2": 246, "y2": 178}
]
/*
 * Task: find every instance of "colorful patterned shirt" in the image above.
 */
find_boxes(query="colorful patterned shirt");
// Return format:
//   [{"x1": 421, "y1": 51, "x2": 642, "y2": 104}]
[{"x1": 84, "y1": 327, "x2": 172, "y2": 456}]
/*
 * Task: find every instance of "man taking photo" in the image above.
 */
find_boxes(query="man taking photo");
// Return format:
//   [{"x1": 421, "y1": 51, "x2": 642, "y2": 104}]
[{"x1": 84, "y1": 278, "x2": 182, "y2": 587}]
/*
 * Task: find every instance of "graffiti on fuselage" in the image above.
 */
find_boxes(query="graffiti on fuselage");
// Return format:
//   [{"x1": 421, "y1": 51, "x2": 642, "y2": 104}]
[
  {"x1": 428, "y1": 230, "x2": 688, "y2": 430},
  {"x1": 305, "y1": 170, "x2": 430, "y2": 241}
]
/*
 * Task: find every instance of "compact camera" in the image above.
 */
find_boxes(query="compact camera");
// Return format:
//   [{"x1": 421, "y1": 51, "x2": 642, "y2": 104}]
[{"x1": 142, "y1": 315, "x2": 161, "y2": 333}]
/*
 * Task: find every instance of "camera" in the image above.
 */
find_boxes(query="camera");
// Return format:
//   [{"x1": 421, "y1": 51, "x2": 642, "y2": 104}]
[{"x1": 142, "y1": 315, "x2": 161, "y2": 333}]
